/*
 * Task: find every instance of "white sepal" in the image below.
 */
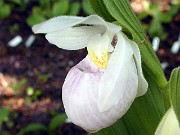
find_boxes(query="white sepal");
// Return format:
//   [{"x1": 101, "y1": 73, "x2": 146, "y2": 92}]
[
  {"x1": 32, "y1": 15, "x2": 121, "y2": 34},
  {"x1": 32, "y1": 16, "x2": 84, "y2": 33},
  {"x1": 129, "y1": 39, "x2": 148, "y2": 97},
  {"x1": 46, "y1": 26, "x2": 105, "y2": 50},
  {"x1": 32, "y1": 15, "x2": 121, "y2": 51}
]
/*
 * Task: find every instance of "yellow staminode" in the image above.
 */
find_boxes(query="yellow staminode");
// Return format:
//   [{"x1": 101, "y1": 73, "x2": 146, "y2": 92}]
[{"x1": 88, "y1": 48, "x2": 107, "y2": 69}]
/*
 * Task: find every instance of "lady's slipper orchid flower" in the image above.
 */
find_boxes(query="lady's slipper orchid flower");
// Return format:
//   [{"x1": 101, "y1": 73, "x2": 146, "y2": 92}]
[{"x1": 32, "y1": 15, "x2": 148, "y2": 132}]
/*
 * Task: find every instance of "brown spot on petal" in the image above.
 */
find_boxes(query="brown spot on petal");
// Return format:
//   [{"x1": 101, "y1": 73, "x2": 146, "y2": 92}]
[{"x1": 111, "y1": 35, "x2": 118, "y2": 47}]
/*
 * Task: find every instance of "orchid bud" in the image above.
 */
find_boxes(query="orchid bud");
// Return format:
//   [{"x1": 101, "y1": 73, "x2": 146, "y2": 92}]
[{"x1": 155, "y1": 108, "x2": 180, "y2": 135}]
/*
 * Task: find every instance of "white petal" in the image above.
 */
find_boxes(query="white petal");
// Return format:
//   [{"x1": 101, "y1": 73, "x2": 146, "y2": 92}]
[
  {"x1": 97, "y1": 33, "x2": 138, "y2": 112},
  {"x1": 45, "y1": 26, "x2": 105, "y2": 50},
  {"x1": 32, "y1": 15, "x2": 121, "y2": 34},
  {"x1": 155, "y1": 108, "x2": 180, "y2": 135},
  {"x1": 129, "y1": 40, "x2": 148, "y2": 97},
  {"x1": 63, "y1": 55, "x2": 137, "y2": 132}
]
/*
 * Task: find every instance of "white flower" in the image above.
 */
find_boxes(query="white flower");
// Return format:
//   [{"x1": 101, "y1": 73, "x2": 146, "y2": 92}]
[
  {"x1": 32, "y1": 15, "x2": 148, "y2": 132},
  {"x1": 155, "y1": 108, "x2": 180, "y2": 135}
]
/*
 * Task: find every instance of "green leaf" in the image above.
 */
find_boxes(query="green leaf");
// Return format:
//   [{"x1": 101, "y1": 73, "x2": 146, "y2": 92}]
[
  {"x1": 48, "y1": 114, "x2": 67, "y2": 132},
  {"x1": 39, "y1": 0, "x2": 51, "y2": 9},
  {"x1": 137, "y1": 11, "x2": 148, "y2": 20},
  {"x1": 52, "y1": 0, "x2": 69, "y2": 16},
  {"x1": 9, "y1": 24, "x2": 20, "y2": 33},
  {"x1": 9, "y1": 78, "x2": 27, "y2": 92},
  {"x1": 38, "y1": 74, "x2": 49, "y2": 81},
  {"x1": 149, "y1": 19, "x2": 167, "y2": 40},
  {"x1": 91, "y1": 119, "x2": 129, "y2": 135},
  {"x1": 0, "y1": 3, "x2": 11, "y2": 19},
  {"x1": 169, "y1": 67, "x2": 180, "y2": 124},
  {"x1": 168, "y1": 5, "x2": 179, "y2": 15},
  {"x1": 82, "y1": 0, "x2": 95, "y2": 15},
  {"x1": 158, "y1": 12, "x2": 172, "y2": 23},
  {"x1": 10, "y1": 0, "x2": 29, "y2": 11},
  {"x1": 10, "y1": 0, "x2": 21, "y2": 5},
  {"x1": 157, "y1": 5, "x2": 178, "y2": 24},
  {"x1": 0, "y1": 108, "x2": 10, "y2": 129},
  {"x1": 18, "y1": 123, "x2": 47, "y2": 135},
  {"x1": 68, "y1": 2, "x2": 81, "y2": 15},
  {"x1": 89, "y1": 0, "x2": 114, "y2": 22},
  {"x1": 26, "y1": 7, "x2": 46, "y2": 26},
  {"x1": 0, "y1": 1, "x2": 4, "y2": 7}
]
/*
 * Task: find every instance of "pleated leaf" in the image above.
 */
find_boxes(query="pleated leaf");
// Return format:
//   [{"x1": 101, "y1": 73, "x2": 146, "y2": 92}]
[
  {"x1": 89, "y1": 0, "x2": 114, "y2": 22},
  {"x1": 169, "y1": 67, "x2": 180, "y2": 123}
]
